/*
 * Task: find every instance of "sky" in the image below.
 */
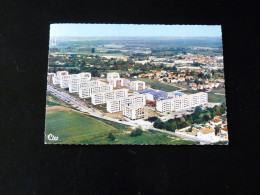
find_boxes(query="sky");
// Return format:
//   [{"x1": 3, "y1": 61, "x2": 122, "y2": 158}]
[{"x1": 50, "y1": 24, "x2": 222, "y2": 37}]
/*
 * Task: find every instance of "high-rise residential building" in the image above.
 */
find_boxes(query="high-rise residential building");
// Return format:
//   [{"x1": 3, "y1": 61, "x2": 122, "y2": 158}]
[
  {"x1": 123, "y1": 104, "x2": 145, "y2": 120},
  {"x1": 109, "y1": 78, "x2": 124, "y2": 88},
  {"x1": 106, "y1": 94, "x2": 146, "y2": 113},
  {"x1": 60, "y1": 75, "x2": 71, "y2": 88},
  {"x1": 130, "y1": 81, "x2": 146, "y2": 91},
  {"x1": 79, "y1": 84, "x2": 113, "y2": 98},
  {"x1": 91, "y1": 89, "x2": 128, "y2": 105},
  {"x1": 107, "y1": 72, "x2": 120, "y2": 82},
  {"x1": 156, "y1": 92, "x2": 208, "y2": 113}
]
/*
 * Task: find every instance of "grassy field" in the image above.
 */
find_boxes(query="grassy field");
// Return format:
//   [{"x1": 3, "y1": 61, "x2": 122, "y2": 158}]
[
  {"x1": 208, "y1": 88, "x2": 226, "y2": 103},
  {"x1": 45, "y1": 110, "x2": 198, "y2": 145},
  {"x1": 131, "y1": 78, "x2": 179, "y2": 92}
]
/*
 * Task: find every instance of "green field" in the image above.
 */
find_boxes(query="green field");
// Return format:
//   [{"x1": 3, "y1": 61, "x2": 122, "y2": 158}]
[
  {"x1": 45, "y1": 110, "x2": 197, "y2": 145},
  {"x1": 208, "y1": 88, "x2": 226, "y2": 103},
  {"x1": 131, "y1": 78, "x2": 179, "y2": 92}
]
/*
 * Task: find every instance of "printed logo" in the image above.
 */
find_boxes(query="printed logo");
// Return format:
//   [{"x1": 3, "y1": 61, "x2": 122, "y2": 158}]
[{"x1": 47, "y1": 133, "x2": 58, "y2": 141}]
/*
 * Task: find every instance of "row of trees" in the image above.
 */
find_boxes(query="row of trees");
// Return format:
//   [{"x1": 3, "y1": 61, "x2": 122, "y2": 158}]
[
  {"x1": 153, "y1": 103, "x2": 226, "y2": 132},
  {"x1": 107, "y1": 128, "x2": 143, "y2": 141}
]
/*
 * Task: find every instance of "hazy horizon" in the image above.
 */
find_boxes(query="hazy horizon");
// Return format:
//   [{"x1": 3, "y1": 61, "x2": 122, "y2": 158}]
[{"x1": 50, "y1": 24, "x2": 222, "y2": 38}]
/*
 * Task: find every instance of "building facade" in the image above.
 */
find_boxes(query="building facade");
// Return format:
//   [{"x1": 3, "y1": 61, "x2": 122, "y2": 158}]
[
  {"x1": 79, "y1": 84, "x2": 113, "y2": 98},
  {"x1": 130, "y1": 81, "x2": 146, "y2": 91},
  {"x1": 156, "y1": 92, "x2": 208, "y2": 112},
  {"x1": 146, "y1": 91, "x2": 168, "y2": 101},
  {"x1": 123, "y1": 104, "x2": 145, "y2": 120},
  {"x1": 109, "y1": 78, "x2": 125, "y2": 88},
  {"x1": 91, "y1": 89, "x2": 128, "y2": 105},
  {"x1": 107, "y1": 72, "x2": 120, "y2": 82},
  {"x1": 106, "y1": 94, "x2": 146, "y2": 113}
]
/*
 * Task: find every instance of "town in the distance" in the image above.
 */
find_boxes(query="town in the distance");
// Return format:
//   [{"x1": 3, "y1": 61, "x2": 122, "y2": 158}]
[{"x1": 46, "y1": 35, "x2": 228, "y2": 145}]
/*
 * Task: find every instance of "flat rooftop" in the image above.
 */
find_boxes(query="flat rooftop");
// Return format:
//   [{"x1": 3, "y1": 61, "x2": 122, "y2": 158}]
[{"x1": 137, "y1": 89, "x2": 156, "y2": 94}]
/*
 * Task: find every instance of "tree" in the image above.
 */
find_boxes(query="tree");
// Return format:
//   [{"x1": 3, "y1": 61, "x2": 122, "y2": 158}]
[
  {"x1": 198, "y1": 72, "x2": 204, "y2": 78},
  {"x1": 154, "y1": 119, "x2": 164, "y2": 129},
  {"x1": 147, "y1": 117, "x2": 158, "y2": 122},
  {"x1": 130, "y1": 128, "x2": 143, "y2": 137},
  {"x1": 164, "y1": 121, "x2": 175, "y2": 131},
  {"x1": 107, "y1": 133, "x2": 115, "y2": 141},
  {"x1": 203, "y1": 114, "x2": 210, "y2": 122},
  {"x1": 172, "y1": 66, "x2": 177, "y2": 72},
  {"x1": 214, "y1": 125, "x2": 221, "y2": 135},
  {"x1": 194, "y1": 106, "x2": 203, "y2": 115}
]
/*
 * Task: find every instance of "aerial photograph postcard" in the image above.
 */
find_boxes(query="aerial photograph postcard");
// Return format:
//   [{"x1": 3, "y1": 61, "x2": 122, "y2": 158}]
[{"x1": 45, "y1": 24, "x2": 228, "y2": 145}]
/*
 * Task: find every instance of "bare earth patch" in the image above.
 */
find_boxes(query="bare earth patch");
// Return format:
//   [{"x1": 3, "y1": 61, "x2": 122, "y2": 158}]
[
  {"x1": 103, "y1": 111, "x2": 125, "y2": 120},
  {"x1": 46, "y1": 106, "x2": 71, "y2": 114}
]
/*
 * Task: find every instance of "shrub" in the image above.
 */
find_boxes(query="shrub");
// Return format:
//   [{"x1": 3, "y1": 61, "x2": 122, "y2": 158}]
[
  {"x1": 130, "y1": 128, "x2": 143, "y2": 137},
  {"x1": 107, "y1": 133, "x2": 115, "y2": 141}
]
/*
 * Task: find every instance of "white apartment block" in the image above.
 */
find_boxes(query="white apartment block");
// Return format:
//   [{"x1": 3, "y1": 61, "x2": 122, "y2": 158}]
[
  {"x1": 52, "y1": 75, "x2": 60, "y2": 84},
  {"x1": 79, "y1": 84, "x2": 113, "y2": 98},
  {"x1": 80, "y1": 80, "x2": 101, "y2": 89},
  {"x1": 130, "y1": 81, "x2": 146, "y2": 91},
  {"x1": 91, "y1": 89, "x2": 128, "y2": 105},
  {"x1": 60, "y1": 75, "x2": 71, "y2": 88},
  {"x1": 79, "y1": 72, "x2": 91, "y2": 81},
  {"x1": 56, "y1": 71, "x2": 69, "y2": 77},
  {"x1": 107, "y1": 72, "x2": 120, "y2": 82},
  {"x1": 68, "y1": 74, "x2": 81, "y2": 93},
  {"x1": 47, "y1": 73, "x2": 56, "y2": 82},
  {"x1": 123, "y1": 104, "x2": 145, "y2": 120},
  {"x1": 123, "y1": 79, "x2": 131, "y2": 88},
  {"x1": 109, "y1": 78, "x2": 124, "y2": 88},
  {"x1": 156, "y1": 92, "x2": 208, "y2": 113},
  {"x1": 106, "y1": 94, "x2": 146, "y2": 113}
]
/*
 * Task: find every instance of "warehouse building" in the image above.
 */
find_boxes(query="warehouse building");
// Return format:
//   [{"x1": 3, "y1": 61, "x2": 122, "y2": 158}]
[{"x1": 146, "y1": 91, "x2": 168, "y2": 101}]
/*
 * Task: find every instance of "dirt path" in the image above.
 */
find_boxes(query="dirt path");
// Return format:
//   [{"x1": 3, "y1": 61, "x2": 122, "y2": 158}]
[{"x1": 46, "y1": 106, "x2": 71, "y2": 114}]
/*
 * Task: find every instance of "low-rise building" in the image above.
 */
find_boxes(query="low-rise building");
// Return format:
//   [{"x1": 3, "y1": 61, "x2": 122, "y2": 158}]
[
  {"x1": 196, "y1": 128, "x2": 215, "y2": 141},
  {"x1": 210, "y1": 118, "x2": 222, "y2": 126},
  {"x1": 123, "y1": 104, "x2": 145, "y2": 120},
  {"x1": 146, "y1": 91, "x2": 168, "y2": 101}
]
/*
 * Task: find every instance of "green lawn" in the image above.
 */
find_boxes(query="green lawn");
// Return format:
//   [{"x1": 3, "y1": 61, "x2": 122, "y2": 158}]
[
  {"x1": 45, "y1": 110, "x2": 198, "y2": 145},
  {"x1": 131, "y1": 78, "x2": 179, "y2": 92}
]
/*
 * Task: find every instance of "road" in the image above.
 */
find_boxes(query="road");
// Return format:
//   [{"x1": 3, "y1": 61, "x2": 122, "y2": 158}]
[{"x1": 47, "y1": 84, "x2": 214, "y2": 144}]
